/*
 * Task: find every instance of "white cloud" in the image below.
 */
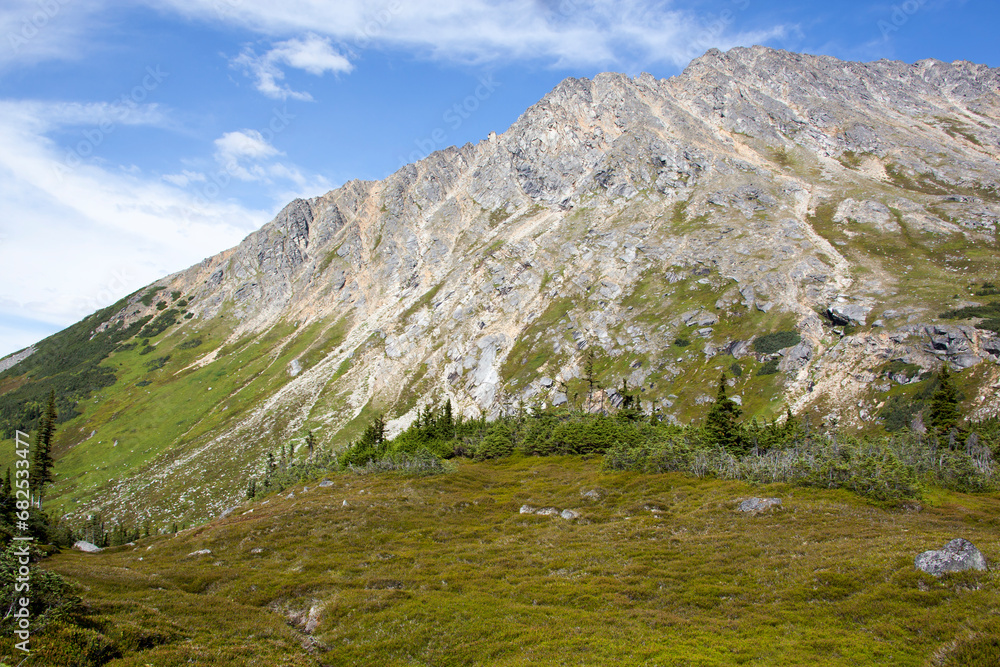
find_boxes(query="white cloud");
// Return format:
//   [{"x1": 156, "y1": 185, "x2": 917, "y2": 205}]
[
  {"x1": 207, "y1": 129, "x2": 329, "y2": 192},
  {"x1": 162, "y1": 169, "x2": 207, "y2": 187},
  {"x1": 159, "y1": 0, "x2": 791, "y2": 70},
  {"x1": 0, "y1": 99, "x2": 275, "y2": 356},
  {"x1": 214, "y1": 129, "x2": 281, "y2": 162},
  {"x1": 232, "y1": 33, "x2": 352, "y2": 100},
  {"x1": 270, "y1": 33, "x2": 353, "y2": 75}
]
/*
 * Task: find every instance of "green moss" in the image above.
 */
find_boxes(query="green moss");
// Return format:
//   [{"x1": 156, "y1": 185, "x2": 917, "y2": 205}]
[
  {"x1": 488, "y1": 206, "x2": 513, "y2": 228},
  {"x1": 400, "y1": 283, "x2": 443, "y2": 323}
]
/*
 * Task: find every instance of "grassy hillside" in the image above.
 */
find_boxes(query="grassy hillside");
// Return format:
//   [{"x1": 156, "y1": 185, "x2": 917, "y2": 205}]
[{"x1": 8, "y1": 457, "x2": 1000, "y2": 666}]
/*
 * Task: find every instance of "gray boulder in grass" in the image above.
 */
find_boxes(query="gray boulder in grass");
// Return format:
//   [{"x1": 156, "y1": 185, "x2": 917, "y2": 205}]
[
  {"x1": 737, "y1": 498, "x2": 781, "y2": 513},
  {"x1": 915, "y1": 538, "x2": 987, "y2": 576}
]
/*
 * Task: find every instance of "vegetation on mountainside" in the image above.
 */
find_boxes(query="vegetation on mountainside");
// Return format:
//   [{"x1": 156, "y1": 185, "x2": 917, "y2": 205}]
[
  {"x1": 0, "y1": 297, "x2": 152, "y2": 438},
  {"x1": 941, "y1": 299, "x2": 1000, "y2": 334},
  {"x1": 236, "y1": 368, "x2": 999, "y2": 509}
]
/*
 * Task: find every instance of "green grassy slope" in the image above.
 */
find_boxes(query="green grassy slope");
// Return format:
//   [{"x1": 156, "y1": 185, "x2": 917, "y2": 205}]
[{"x1": 13, "y1": 458, "x2": 1000, "y2": 666}]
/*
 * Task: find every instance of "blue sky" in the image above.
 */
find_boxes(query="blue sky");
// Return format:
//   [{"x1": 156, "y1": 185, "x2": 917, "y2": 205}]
[{"x1": 0, "y1": 0, "x2": 995, "y2": 357}]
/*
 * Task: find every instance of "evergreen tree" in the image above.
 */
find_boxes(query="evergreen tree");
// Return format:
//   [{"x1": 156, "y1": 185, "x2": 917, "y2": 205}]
[
  {"x1": 305, "y1": 430, "x2": 316, "y2": 457},
  {"x1": 476, "y1": 420, "x2": 514, "y2": 460},
  {"x1": 705, "y1": 372, "x2": 745, "y2": 453},
  {"x1": 929, "y1": 364, "x2": 961, "y2": 441},
  {"x1": 443, "y1": 399, "x2": 454, "y2": 438},
  {"x1": 32, "y1": 391, "x2": 58, "y2": 499}
]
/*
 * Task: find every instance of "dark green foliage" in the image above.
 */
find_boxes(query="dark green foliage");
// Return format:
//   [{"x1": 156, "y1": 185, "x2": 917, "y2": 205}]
[
  {"x1": 704, "y1": 373, "x2": 745, "y2": 454},
  {"x1": 0, "y1": 303, "x2": 150, "y2": 438},
  {"x1": 139, "y1": 308, "x2": 180, "y2": 338},
  {"x1": 144, "y1": 356, "x2": 171, "y2": 372},
  {"x1": 883, "y1": 360, "x2": 921, "y2": 377},
  {"x1": 880, "y1": 393, "x2": 920, "y2": 432},
  {"x1": 729, "y1": 362, "x2": 742, "y2": 377},
  {"x1": 928, "y1": 365, "x2": 961, "y2": 439},
  {"x1": 138, "y1": 286, "x2": 164, "y2": 306},
  {"x1": 0, "y1": 543, "x2": 81, "y2": 632},
  {"x1": 674, "y1": 337, "x2": 690, "y2": 347},
  {"x1": 757, "y1": 359, "x2": 780, "y2": 376},
  {"x1": 178, "y1": 337, "x2": 203, "y2": 350},
  {"x1": 170, "y1": 291, "x2": 181, "y2": 301},
  {"x1": 339, "y1": 414, "x2": 388, "y2": 467},
  {"x1": 175, "y1": 298, "x2": 188, "y2": 308},
  {"x1": 183, "y1": 312, "x2": 194, "y2": 320},
  {"x1": 32, "y1": 391, "x2": 58, "y2": 495},
  {"x1": 476, "y1": 421, "x2": 514, "y2": 460},
  {"x1": 941, "y1": 300, "x2": 1000, "y2": 334},
  {"x1": 138, "y1": 344, "x2": 155, "y2": 355},
  {"x1": 975, "y1": 281, "x2": 999, "y2": 296},
  {"x1": 753, "y1": 331, "x2": 802, "y2": 354},
  {"x1": 155, "y1": 301, "x2": 168, "y2": 311}
]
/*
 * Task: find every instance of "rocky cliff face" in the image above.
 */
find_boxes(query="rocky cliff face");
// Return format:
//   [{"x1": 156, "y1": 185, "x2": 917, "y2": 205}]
[{"x1": 20, "y1": 46, "x2": 1000, "y2": 524}]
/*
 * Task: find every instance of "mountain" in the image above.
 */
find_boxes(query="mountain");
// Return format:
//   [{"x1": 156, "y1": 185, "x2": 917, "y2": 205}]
[{"x1": 2, "y1": 46, "x2": 999, "y2": 527}]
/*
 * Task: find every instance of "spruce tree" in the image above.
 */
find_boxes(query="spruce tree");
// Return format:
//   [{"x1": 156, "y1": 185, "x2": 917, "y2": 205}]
[
  {"x1": 32, "y1": 390, "x2": 58, "y2": 498},
  {"x1": 705, "y1": 372, "x2": 744, "y2": 453},
  {"x1": 928, "y1": 364, "x2": 961, "y2": 441}
]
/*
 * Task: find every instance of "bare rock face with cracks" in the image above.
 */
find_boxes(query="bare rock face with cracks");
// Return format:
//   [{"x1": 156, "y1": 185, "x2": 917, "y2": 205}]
[{"x1": 8, "y1": 46, "x2": 1000, "y2": 524}]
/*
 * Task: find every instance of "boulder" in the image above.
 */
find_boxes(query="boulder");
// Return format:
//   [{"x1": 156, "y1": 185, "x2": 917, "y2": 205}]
[
  {"x1": 778, "y1": 341, "x2": 813, "y2": 372},
  {"x1": 318, "y1": 479, "x2": 334, "y2": 487},
  {"x1": 915, "y1": 538, "x2": 987, "y2": 576},
  {"x1": 73, "y1": 540, "x2": 102, "y2": 553},
  {"x1": 828, "y1": 303, "x2": 870, "y2": 326},
  {"x1": 737, "y1": 497, "x2": 782, "y2": 514},
  {"x1": 560, "y1": 509, "x2": 581, "y2": 520},
  {"x1": 187, "y1": 549, "x2": 212, "y2": 557}
]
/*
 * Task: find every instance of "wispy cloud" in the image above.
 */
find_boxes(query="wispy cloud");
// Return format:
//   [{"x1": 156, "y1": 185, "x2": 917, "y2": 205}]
[
  {"x1": 0, "y1": 0, "x2": 105, "y2": 70},
  {"x1": 232, "y1": 33, "x2": 353, "y2": 100},
  {"x1": 0, "y1": 99, "x2": 273, "y2": 353},
  {"x1": 162, "y1": 0, "x2": 790, "y2": 70}
]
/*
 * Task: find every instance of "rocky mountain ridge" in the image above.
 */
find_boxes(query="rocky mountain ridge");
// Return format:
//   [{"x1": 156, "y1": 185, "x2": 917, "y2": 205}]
[{"x1": 6, "y1": 45, "x2": 1000, "y2": 524}]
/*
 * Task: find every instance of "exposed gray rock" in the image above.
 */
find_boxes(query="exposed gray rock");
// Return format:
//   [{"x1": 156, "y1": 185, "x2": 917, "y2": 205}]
[
  {"x1": 737, "y1": 498, "x2": 782, "y2": 514},
  {"x1": 833, "y1": 199, "x2": 899, "y2": 233},
  {"x1": 779, "y1": 341, "x2": 813, "y2": 372},
  {"x1": 318, "y1": 479, "x2": 334, "y2": 488},
  {"x1": 187, "y1": 549, "x2": 212, "y2": 557},
  {"x1": 829, "y1": 303, "x2": 870, "y2": 326},
  {"x1": 915, "y1": 538, "x2": 987, "y2": 576},
  {"x1": 726, "y1": 340, "x2": 753, "y2": 358},
  {"x1": 0, "y1": 346, "x2": 35, "y2": 374},
  {"x1": 560, "y1": 509, "x2": 581, "y2": 520},
  {"x1": 73, "y1": 540, "x2": 102, "y2": 553}
]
